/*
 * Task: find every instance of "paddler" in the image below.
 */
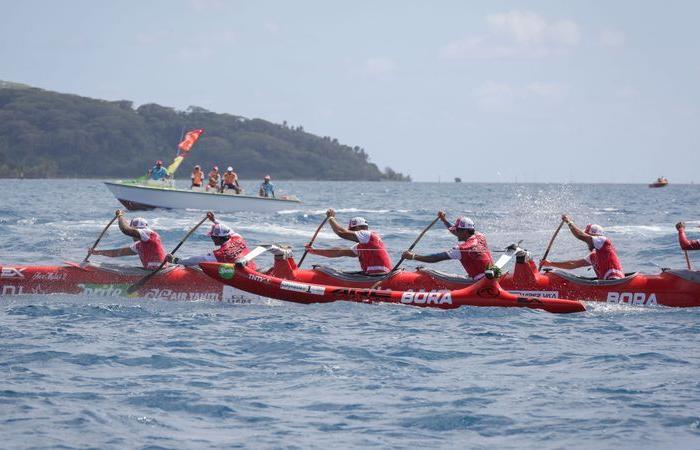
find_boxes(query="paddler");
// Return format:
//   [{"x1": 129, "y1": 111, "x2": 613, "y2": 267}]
[
  {"x1": 165, "y1": 212, "x2": 256, "y2": 269},
  {"x1": 148, "y1": 160, "x2": 169, "y2": 181},
  {"x1": 540, "y1": 215, "x2": 625, "y2": 280},
  {"x1": 88, "y1": 210, "x2": 166, "y2": 270},
  {"x1": 191, "y1": 165, "x2": 204, "y2": 189},
  {"x1": 206, "y1": 166, "x2": 220, "y2": 192},
  {"x1": 259, "y1": 175, "x2": 275, "y2": 198},
  {"x1": 221, "y1": 166, "x2": 242, "y2": 194},
  {"x1": 676, "y1": 222, "x2": 700, "y2": 250},
  {"x1": 304, "y1": 209, "x2": 393, "y2": 275},
  {"x1": 402, "y1": 212, "x2": 494, "y2": 280}
]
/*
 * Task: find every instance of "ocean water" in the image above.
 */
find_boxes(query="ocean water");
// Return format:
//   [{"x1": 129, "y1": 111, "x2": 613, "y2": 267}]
[{"x1": 1, "y1": 179, "x2": 700, "y2": 449}]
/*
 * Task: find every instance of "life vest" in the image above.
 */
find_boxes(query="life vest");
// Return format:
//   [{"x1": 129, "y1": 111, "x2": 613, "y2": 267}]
[
  {"x1": 192, "y1": 170, "x2": 203, "y2": 185},
  {"x1": 355, "y1": 232, "x2": 393, "y2": 274},
  {"x1": 208, "y1": 171, "x2": 219, "y2": 187},
  {"x1": 455, "y1": 233, "x2": 494, "y2": 279},
  {"x1": 213, "y1": 234, "x2": 257, "y2": 270},
  {"x1": 588, "y1": 238, "x2": 624, "y2": 280},
  {"x1": 223, "y1": 172, "x2": 237, "y2": 185},
  {"x1": 133, "y1": 231, "x2": 166, "y2": 270}
]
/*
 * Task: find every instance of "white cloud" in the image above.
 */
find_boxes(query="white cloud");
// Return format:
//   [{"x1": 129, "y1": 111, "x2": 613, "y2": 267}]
[
  {"x1": 362, "y1": 57, "x2": 397, "y2": 79},
  {"x1": 441, "y1": 10, "x2": 581, "y2": 60},
  {"x1": 599, "y1": 29, "x2": 626, "y2": 47},
  {"x1": 475, "y1": 81, "x2": 570, "y2": 112}
]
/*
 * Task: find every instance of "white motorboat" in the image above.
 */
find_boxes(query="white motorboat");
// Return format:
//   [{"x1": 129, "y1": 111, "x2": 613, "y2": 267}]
[{"x1": 104, "y1": 180, "x2": 301, "y2": 213}]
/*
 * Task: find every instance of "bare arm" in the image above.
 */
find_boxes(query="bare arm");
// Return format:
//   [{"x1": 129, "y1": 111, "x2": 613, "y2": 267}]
[
  {"x1": 116, "y1": 212, "x2": 141, "y2": 239},
  {"x1": 306, "y1": 247, "x2": 357, "y2": 258},
  {"x1": 90, "y1": 247, "x2": 137, "y2": 257},
  {"x1": 327, "y1": 216, "x2": 358, "y2": 242},
  {"x1": 677, "y1": 223, "x2": 700, "y2": 250},
  {"x1": 403, "y1": 251, "x2": 451, "y2": 264},
  {"x1": 540, "y1": 258, "x2": 590, "y2": 270},
  {"x1": 562, "y1": 215, "x2": 594, "y2": 247},
  {"x1": 438, "y1": 211, "x2": 458, "y2": 237}
]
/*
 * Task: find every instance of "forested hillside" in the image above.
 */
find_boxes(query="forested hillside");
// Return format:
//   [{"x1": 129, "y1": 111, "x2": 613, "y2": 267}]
[{"x1": 0, "y1": 83, "x2": 410, "y2": 181}]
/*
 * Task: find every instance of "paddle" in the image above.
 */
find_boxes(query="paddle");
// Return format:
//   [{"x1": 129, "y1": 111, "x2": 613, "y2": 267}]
[
  {"x1": 538, "y1": 219, "x2": 565, "y2": 271},
  {"x1": 391, "y1": 216, "x2": 441, "y2": 272},
  {"x1": 126, "y1": 214, "x2": 210, "y2": 294},
  {"x1": 297, "y1": 216, "x2": 329, "y2": 268},
  {"x1": 83, "y1": 215, "x2": 119, "y2": 264},
  {"x1": 684, "y1": 250, "x2": 692, "y2": 270}
]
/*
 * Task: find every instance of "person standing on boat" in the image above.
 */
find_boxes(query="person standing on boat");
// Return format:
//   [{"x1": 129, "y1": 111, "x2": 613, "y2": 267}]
[
  {"x1": 191, "y1": 165, "x2": 204, "y2": 189},
  {"x1": 676, "y1": 222, "x2": 700, "y2": 250},
  {"x1": 165, "y1": 212, "x2": 256, "y2": 269},
  {"x1": 304, "y1": 209, "x2": 393, "y2": 275},
  {"x1": 541, "y1": 215, "x2": 625, "y2": 280},
  {"x1": 88, "y1": 210, "x2": 166, "y2": 270},
  {"x1": 259, "y1": 175, "x2": 275, "y2": 198},
  {"x1": 402, "y1": 212, "x2": 494, "y2": 280},
  {"x1": 149, "y1": 160, "x2": 169, "y2": 181},
  {"x1": 207, "y1": 166, "x2": 220, "y2": 192},
  {"x1": 221, "y1": 166, "x2": 242, "y2": 194}
]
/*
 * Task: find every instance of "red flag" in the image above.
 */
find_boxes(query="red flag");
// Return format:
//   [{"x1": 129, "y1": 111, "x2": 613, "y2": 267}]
[{"x1": 178, "y1": 129, "x2": 204, "y2": 152}]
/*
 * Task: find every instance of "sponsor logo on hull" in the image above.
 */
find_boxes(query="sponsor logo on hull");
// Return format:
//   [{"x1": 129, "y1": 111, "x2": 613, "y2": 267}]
[
  {"x1": 1, "y1": 285, "x2": 25, "y2": 295},
  {"x1": 607, "y1": 292, "x2": 657, "y2": 306},
  {"x1": 281, "y1": 280, "x2": 325, "y2": 296},
  {"x1": 31, "y1": 272, "x2": 67, "y2": 281},
  {"x1": 1, "y1": 267, "x2": 26, "y2": 279},
  {"x1": 218, "y1": 264, "x2": 236, "y2": 280},
  {"x1": 509, "y1": 290, "x2": 560, "y2": 299},
  {"x1": 401, "y1": 291, "x2": 452, "y2": 305}
]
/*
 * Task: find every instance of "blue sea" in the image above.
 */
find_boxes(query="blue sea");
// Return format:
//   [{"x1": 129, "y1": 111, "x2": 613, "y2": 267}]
[{"x1": 1, "y1": 179, "x2": 700, "y2": 449}]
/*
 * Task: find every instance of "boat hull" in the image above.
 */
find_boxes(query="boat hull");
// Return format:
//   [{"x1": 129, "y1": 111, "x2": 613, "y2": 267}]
[
  {"x1": 199, "y1": 262, "x2": 586, "y2": 314},
  {"x1": 104, "y1": 181, "x2": 301, "y2": 213},
  {"x1": 213, "y1": 253, "x2": 700, "y2": 308},
  {"x1": 0, "y1": 263, "x2": 266, "y2": 305}
]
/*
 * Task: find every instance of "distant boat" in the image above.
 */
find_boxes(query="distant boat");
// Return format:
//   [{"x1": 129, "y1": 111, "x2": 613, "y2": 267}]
[
  {"x1": 104, "y1": 180, "x2": 301, "y2": 213},
  {"x1": 649, "y1": 177, "x2": 669, "y2": 188},
  {"x1": 454, "y1": 177, "x2": 462, "y2": 183}
]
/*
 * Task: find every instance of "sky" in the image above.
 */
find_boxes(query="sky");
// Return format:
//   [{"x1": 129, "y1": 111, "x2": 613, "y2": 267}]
[{"x1": 1, "y1": 0, "x2": 699, "y2": 182}]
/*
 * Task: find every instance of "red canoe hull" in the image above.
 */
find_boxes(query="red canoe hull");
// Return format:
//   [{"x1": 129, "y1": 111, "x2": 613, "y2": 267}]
[
  {"x1": 199, "y1": 262, "x2": 586, "y2": 314},
  {"x1": 0, "y1": 263, "x2": 259, "y2": 304}
]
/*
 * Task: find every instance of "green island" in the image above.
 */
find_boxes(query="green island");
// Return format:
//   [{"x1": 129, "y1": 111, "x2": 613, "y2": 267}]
[{"x1": 0, "y1": 81, "x2": 410, "y2": 181}]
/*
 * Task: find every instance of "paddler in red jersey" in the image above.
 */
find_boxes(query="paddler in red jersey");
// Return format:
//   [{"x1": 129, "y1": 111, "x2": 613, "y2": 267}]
[
  {"x1": 541, "y1": 214, "x2": 625, "y2": 280},
  {"x1": 305, "y1": 209, "x2": 393, "y2": 274},
  {"x1": 676, "y1": 222, "x2": 700, "y2": 250},
  {"x1": 88, "y1": 210, "x2": 166, "y2": 270},
  {"x1": 402, "y1": 212, "x2": 494, "y2": 280},
  {"x1": 165, "y1": 212, "x2": 256, "y2": 269}
]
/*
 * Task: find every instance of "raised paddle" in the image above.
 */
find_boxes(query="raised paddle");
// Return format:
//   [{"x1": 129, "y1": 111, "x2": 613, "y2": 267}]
[
  {"x1": 83, "y1": 215, "x2": 119, "y2": 264},
  {"x1": 538, "y1": 219, "x2": 565, "y2": 271},
  {"x1": 684, "y1": 250, "x2": 692, "y2": 270},
  {"x1": 297, "y1": 216, "x2": 329, "y2": 268},
  {"x1": 391, "y1": 216, "x2": 441, "y2": 272},
  {"x1": 126, "y1": 213, "x2": 210, "y2": 294}
]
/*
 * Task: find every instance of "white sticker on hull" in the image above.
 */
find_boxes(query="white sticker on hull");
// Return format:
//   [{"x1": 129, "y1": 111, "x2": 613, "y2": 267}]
[
  {"x1": 1, "y1": 267, "x2": 26, "y2": 279},
  {"x1": 509, "y1": 290, "x2": 560, "y2": 299},
  {"x1": 280, "y1": 281, "x2": 325, "y2": 296},
  {"x1": 607, "y1": 292, "x2": 657, "y2": 306}
]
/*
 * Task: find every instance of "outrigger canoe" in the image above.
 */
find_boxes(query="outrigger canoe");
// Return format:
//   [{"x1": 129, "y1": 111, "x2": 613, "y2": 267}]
[
  {"x1": 200, "y1": 245, "x2": 700, "y2": 308},
  {"x1": 0, "y1": 262, "x2": 263, "y2": 304},
  {"x1": 199, "y1": 247, "x2": 586, "y2": 314}
]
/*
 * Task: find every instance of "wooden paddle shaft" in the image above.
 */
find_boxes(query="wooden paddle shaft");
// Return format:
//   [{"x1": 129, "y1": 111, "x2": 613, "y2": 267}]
[
  {"x1": 297, "y1": 216, "x2": 329, "y2": 268},
  {"x1": 538, "y1": 220, "x2": 565, "y2": 271},
  {"x1": 391, "y1": 216, "x2": 441, "y2": 272},
  {"x1": 685, "y1": 250, "x2": 692, "y2": 270},
  {"x1": 83, "y1": 215, "x2": 119, "y2": 264}
]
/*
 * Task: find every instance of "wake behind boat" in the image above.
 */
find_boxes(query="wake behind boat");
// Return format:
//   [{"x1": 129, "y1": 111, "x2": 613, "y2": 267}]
[{"x1": 105, "y1": 179, "x2": 301, "y2": 212}]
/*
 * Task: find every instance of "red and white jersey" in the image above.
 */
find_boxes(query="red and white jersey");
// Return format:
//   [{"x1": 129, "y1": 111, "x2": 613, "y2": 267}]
[
  {"x1": 446, "y1": 232, "x2": 494, "y2": 279},
  {"x1": 213, "y1": 234, "x2": 257, "y2": 270},
  {"x1": 678, "y1": 229, "x2": 700, "y2": 251},
  {"x1": 351, "y1": 230, "x2": 393, "y2": 274},
  {"x1": 585, "y1": 236, "x2": 624, "y2": 280},
  {"x1": 129, "y1": 229, "x2": 166, "y2": 270}
]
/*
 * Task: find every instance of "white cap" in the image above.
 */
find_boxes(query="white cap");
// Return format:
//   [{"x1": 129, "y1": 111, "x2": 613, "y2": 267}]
[
  {"x1": 450, "y1": 216, "x2": 475, "y2": 231},
  {"x1": 207, "y1": 222, "x2": 233, "y2": 237},
  {"x1": 227, "y1": 166, "x2": 233, "y2": 171},
  {"x1": 130, "y1": 218, "x2": 149, "y2": 229},
  {"x1": 348, "y1": 217, "x2": 368, "y2": 229},
  {"x1": 585, "y1": 224, "x2": 605, "y2": 236}
]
